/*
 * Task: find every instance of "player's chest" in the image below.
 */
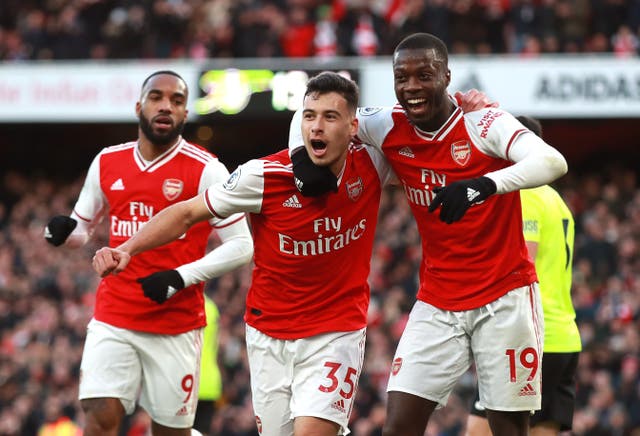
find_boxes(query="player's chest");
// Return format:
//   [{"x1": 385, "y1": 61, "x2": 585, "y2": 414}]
[
  {"x1": 382, "y1": 132, "x2": 493, "y2": 184},
  {"x1": 260, "y1": 167, "x2": 380, "y2": 233},
  {"x1": 101, "y1": 166, "x2": 199, "y2": 216}
]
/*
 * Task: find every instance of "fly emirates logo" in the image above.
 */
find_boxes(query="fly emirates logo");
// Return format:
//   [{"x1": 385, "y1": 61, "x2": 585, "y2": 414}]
[
  {"x1": 279, "y1": 217, "x2": 367, "y2": 256},
  {"x1": 402, "y1": 169, "x2": 446, "y2": 207},
  {"x1": 110, "y1": 202, "x2": 154, "y2": 237}
]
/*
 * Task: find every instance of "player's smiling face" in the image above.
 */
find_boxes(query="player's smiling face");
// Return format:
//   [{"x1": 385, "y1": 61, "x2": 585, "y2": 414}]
[
  {"x1": 137, "y1": 74, "x2": 188, "y2": 146},
  {"x1": 301, "y1": 91, "x2": 358, "y2": 175},
  {"x1": 393, "y1": 48, "x2": 452, "y2": 131}
]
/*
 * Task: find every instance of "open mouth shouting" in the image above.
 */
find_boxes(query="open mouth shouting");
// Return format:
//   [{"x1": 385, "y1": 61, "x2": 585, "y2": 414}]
[{"x1": 310, "y1": 139, "x2": 328, "y2": 157}]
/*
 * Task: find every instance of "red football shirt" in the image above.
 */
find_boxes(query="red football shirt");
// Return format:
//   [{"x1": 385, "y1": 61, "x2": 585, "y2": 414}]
[
  {"x1": 357, "y1": 106, "x2": 537, "y2": 310},
  {"x1": 73, "y1": 140, "x2": 239, "y2": 334},
  {"x1": 205, "y1": 147, "x2": 394, "y2": 339}
]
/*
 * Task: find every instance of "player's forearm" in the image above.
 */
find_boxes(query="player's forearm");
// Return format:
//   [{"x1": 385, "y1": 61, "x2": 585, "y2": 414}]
[
  {"x1": 65, "y1": 211, "x2": 100, "y2": 247},
  {"x1": 177, "y1": 216, "x2": 253, "y2": 286},
  {"x1": 486, "y1": 140, "x2": 567, "y2": 194},
  {"x1": 118, "y1": 200, "x2": 199, "y2": 256},
  {"x1": 177, "y1": 234, "x2": 253, "y2": 286}
]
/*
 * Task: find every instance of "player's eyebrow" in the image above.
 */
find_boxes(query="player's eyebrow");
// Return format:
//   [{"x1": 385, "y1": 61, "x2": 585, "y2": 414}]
[
  {"x1": 146, "y1": 89, "x2": 187, "y2": 99},
  {"x1": 303, "y1": 108, "x2": 341, "y2": 116}
]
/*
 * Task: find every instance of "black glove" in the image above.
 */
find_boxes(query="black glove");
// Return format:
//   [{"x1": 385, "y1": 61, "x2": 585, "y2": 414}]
[
  {"x1": 428, "y1": 177, "x2": 497, "y2": 224},
  {"x1": 137, "y1": 270, "x2": 185, "y2": 304},
  {"x1": 291, "y1": 147, "x2": 337, "y2": 197},
  {"x1": 44, "y1": 215, "x2": 78, "y2": 246}
]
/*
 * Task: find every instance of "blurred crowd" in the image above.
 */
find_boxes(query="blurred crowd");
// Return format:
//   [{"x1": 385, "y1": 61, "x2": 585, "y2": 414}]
[
  {"x1": 1, "y1": 0, "x2": 640, "y2": 61},
  {"x1": 0, "y1": 157, "x2": 638, "y2": 435}
]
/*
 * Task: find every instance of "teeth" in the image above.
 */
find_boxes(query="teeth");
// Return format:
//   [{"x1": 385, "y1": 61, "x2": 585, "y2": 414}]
[{"x1": 407, "y1": 99, "x2": 425, "y2": 104}]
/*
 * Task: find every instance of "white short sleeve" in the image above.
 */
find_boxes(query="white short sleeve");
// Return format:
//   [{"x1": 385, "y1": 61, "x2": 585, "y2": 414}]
[
  {"x1": 356, "y1": 107, "x2": 395, "y2": 150},
  {"x1": 204, "y1": 159, "x2": 265, "y2": 218}
]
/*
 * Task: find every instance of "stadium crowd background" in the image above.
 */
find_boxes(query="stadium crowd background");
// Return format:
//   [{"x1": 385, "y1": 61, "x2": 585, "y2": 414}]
[
  {"x1": 1, "y1": 0, "x2": 640, "y2": 60},
  {"x1": 1, "y1": 0, "x2": 640, "y2": 435}
]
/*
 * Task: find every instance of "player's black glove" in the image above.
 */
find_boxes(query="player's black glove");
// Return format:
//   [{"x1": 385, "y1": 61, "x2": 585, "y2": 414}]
[
  {"x1": 44, "y1": 215, "x2": 78, "y2": 246},
  {"x1": 428, "y1": 177, "x2": 497, "y2": 224},
  {"x1": 291, "y1": 147, "x2": 337, "y2": 197},
  {"x1": 137, "y1": 270, "x2": 185, "y2": 304}
]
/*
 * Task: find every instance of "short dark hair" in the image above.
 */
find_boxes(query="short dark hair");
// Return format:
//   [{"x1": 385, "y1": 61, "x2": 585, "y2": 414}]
[
  {"x1": 394, "y1": 33, "x2": 449, "y2": 65},
  {"x1": 141, "y1": 70, "x2": 187, "y2": 92},
  {"x1": 516, "y1": 115, "x2": 543, "y2": 137},
  {"x1": 304, "y1": 72, "x2": 359, "y2": 113}
]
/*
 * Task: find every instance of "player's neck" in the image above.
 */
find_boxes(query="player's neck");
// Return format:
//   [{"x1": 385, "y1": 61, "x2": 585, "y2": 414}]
[{"x1": 137, "y1": 137, "x2": 182, "y2": 161}]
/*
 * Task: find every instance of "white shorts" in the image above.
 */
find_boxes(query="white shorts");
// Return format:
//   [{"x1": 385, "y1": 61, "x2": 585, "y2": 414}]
[
  {"x1": 79, "y1": 319, "x2": 203, "y2": 428},
  {"x1": 387, "y1": 284, "x2": 543, "y2": 412},
  {"x1": 246, "y1": 325, "x2": 366, "y2": 436}
]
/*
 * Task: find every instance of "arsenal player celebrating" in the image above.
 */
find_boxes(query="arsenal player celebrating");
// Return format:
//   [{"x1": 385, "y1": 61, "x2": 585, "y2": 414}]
[
  {"x1": 290, "y1": 34, "x2": 568, "y2": 436},
  {"x1": 92, "y1": 72, "x2": 396, "y2": 436},
  {"x1": 44, "y1": 71, "x2": 254, "y2": 436}
]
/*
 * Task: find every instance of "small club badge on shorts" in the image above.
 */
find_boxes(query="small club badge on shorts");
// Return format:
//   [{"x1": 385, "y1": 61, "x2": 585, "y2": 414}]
[{"x1": 391, "y1": 357, "x2": 403, "y2": 375}]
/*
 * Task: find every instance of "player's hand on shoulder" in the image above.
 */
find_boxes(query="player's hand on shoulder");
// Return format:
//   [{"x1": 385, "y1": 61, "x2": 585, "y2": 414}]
[
  {"x1": 137, "y1": 270, "x2": 185, "y2": 304},
  {"x1": 44, "y1": 215, "x2": 77, "y2": 246},
  {"x1": 92, "y1": 247, "x2": 131, "y2": 277},
  {"x1": 455, "y1": 89, "x2": 498, "y2": 113}
]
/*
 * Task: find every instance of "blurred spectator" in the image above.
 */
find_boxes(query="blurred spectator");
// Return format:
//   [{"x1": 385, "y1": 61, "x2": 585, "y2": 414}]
[
  {"x1": 280, "y1": 2, "x2": 317, "y2": 57},
  {"x1": 314, "y1": 3, "x2": 339, "y2": 57},
  {"x1": 612, "y1": 24, "x2": 640, "y2": 57},
  {"x1": 555, "y1": 0, "x2": 591, "y2": 52},
  {"x1": 230, "y1": 1, "x2": 286, "y2": 58},
  {"x1": 389, "y1": 0, "x2": 449, "y2": 51},
  {"x1": 335, "y1": 0, "x2": 390, "y2": 56},
  {"x1": 449, "y1": 0, "x2": 487, "y2": 54}
]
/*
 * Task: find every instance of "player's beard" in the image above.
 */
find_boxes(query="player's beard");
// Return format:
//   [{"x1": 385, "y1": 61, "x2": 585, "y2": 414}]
[{"x1": 139, "y1": 113, "x2": 185, "y2": 146}]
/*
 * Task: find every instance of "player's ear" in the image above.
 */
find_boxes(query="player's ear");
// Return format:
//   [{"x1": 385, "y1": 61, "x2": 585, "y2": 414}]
[
  {"x1": 350, "y1": 117, "x2": 358, "y2": 137},
  {"x1": 135, "y1": 101, "x2": 141, "y2": 117}
]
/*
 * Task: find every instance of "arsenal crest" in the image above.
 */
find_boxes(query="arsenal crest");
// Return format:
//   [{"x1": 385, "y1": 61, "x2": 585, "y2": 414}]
[
  {"x1": 345, "y1": 177, "x2": 363, "y2": 202},
  {"x1": 392, "y1": 357, "x2": 403, "y2": 375},
  {"x1": 451, "y1": 140, "x2": 471, "y2": 167},
  {"x1": 162, "y1": 178, "x2": 184, "y2": 201}
]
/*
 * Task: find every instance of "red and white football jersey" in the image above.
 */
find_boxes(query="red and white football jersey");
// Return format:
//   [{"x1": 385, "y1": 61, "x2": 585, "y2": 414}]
[
  {"x1": 204, "y1": 147, "x2": 394, "y2": 339},
  {"x1": 72, "y1": 139, "x2": 244, "y2": 334},
  {"x1": 356, "y1": 106, "x2": 538, "y2": 310}
]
